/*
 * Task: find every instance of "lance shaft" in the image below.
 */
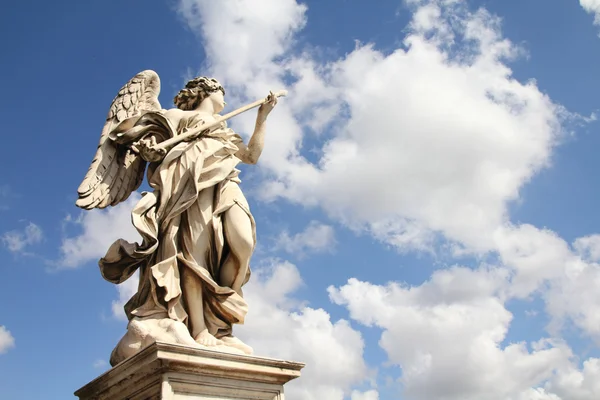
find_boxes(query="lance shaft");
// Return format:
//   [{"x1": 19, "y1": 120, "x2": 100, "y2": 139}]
[{"x1": 155, "y1": 90, "x2": 287, "y2": 151}]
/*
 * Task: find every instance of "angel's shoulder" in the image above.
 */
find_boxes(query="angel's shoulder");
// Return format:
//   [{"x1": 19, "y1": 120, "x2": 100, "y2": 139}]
[
  {"x1": 163, "y1": 109, "x2": 215, "y2": 122},
  {"x1": 161, "y1": 107, "x2": 187, "y2": 122}
]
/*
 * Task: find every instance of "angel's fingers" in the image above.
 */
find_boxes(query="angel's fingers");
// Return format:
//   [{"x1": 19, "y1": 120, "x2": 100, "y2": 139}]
[
  {"x1": 131, "y1": 145, "x2": 139, "y2": 154},
  {"x1": 151, "y1": 136, "x2": 158, "y2": 146}
]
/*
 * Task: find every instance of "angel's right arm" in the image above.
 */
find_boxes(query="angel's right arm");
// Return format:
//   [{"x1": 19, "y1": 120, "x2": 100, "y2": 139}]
[
  {"x1": 130, "y1": 135, "x2": 166, "y2": 163},
  {"x1": 235, "y1": 120, "x2": 266, "y2": 165},
  {"x1": 235, "y1": 93, "x2": 277, "y2": 165}
]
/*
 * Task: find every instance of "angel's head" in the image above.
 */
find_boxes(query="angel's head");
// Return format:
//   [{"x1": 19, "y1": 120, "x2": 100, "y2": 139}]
[{"x1": 174, "y1": 76, "x2": 226, "y2": 113}]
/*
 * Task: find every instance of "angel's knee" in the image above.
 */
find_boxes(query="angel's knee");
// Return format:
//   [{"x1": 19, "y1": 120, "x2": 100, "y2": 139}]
[
  {"x1": 230, "y1": 231, "x2": 254, "y2": 260},
  {"x1": 224, "y1": 205, "x2": 254, "y2": 258}
]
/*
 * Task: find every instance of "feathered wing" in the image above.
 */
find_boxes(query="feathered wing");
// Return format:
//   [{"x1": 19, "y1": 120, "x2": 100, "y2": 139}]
[{"x1": 76, "y1": 70, "x2": 161, "y2": 210}]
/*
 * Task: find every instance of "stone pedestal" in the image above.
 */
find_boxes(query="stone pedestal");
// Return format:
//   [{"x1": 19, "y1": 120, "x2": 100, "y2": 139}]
[{"x1": 75, "y1": 342, "x2": 304, "y2": 400}]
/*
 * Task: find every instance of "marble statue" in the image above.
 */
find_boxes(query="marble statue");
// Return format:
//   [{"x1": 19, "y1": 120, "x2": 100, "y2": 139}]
[{"x1": 76, "y1": 70, "x2": 283, "y2": 366}]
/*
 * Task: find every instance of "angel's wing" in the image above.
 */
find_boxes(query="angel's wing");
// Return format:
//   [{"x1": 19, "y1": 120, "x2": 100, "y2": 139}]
[{"x1": 76, "y1": 70, "x2": 161, "y2": 210}]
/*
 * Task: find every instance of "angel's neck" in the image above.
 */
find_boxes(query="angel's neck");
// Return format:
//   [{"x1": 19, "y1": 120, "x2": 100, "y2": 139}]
[{"x1": 195, "y1": 101, "x2": 215, "y2": 115}]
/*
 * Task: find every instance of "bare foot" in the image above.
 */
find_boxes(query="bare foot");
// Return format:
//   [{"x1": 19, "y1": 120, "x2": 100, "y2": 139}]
[
  {"x1": 220, "y1": 335, "x2": 253, "y2": 355},
  {"x1": 194, "y1": 329, "x2": 223, "y2": 347}
]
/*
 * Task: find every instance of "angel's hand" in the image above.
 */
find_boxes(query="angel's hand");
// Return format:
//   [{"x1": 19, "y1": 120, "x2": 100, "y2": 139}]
[
  {"x1": 257, "y1": 91, "x2": 278, "y2": 122},
  {"x1": 131, "y1": 136, "x2": 167, "y2": 162}
]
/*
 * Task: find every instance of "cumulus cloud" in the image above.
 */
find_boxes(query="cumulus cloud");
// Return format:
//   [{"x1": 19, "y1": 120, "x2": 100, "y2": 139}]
[
  {"x1": 580, "y1": 0, "x2": 600, "y2": 24},
  {"x1": 494, "y1": 224, "x2": 572, "y2": 299},
  {"x1": 516, "y1": 388, "x2": 562, "y2": 400},
  {"x1": 276, "y1": 221, "x2": 336, "y2": 256},
  {"x1": 351, "y1": 390, "x2": 379, "y2": 400},
  {"x1": 546, "y1": 358, "x2": 600, "y2": 399},
  {"x1": 59, "y1": 194, "x2": 141, "y2": 268},
  {"x1": 573, "y1": 234, "x2": 600, "y2": 262},
  {"x1": 0, "y1": 326, "x2": 15, "y2": 354},
  {"x1": 2, "y1": 222, "x2": 43, "y2": 253},
  {"x1": 543, "y1": 256, "x2": 600, "y2": 342},
  {"x1": 327, "y1": 221, "x2": 600, "y2": 399},
  {"x1": 177, "y1": 0, "x2": 576, "y2": 254},
  {"x1": 236, "y1": 260, "x2": 372, "y2": 400},
  {"x1": 492, "y1": 224, "x2": 600, "y2": 345},
  {"x1": 328, "y1": 270, "x2": 571, "y2": 400}
]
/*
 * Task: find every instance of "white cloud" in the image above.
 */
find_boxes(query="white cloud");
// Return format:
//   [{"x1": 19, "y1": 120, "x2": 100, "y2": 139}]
[
  {"x1": 328, "y1": 270, "x2": 572, "y2": 400},
  {"x1": 543, "y1": 256, "x2": 600, "y2": 342},
  {"x1": 493, "y1": 224, "x2": 600, "y2": 344},
  {"x1": 367, "y1": 217, "x2": 436, "y2": 253},
  {"x1": 327, "y1": 222, "x2": 600, "y2": 399},
  {"x1": 573, "y1": 235, "x2": 600, "y2": 262},
  {"x1": 177, "y1": 0, "x2": 576, "y2": 255},
  {"x1": 351, "y1": 389, "x2": 379, "y2": 400},
  {"x1": 59, "y1": 194, "x2": 141, "y2": 268},
  {"x1": 236, "y1": 260, "x2": 371, "y2": 400},
  {"x1": 296, "y1": 13, "x2": 561, "y2": 252},
  {"x1": 58, "y1": 194, "x2": 142, "y2": 318},
  {"x1": 2, "y1": 222, "x2": 43, "y2": 253},
  {"x1": 0, "y1": 326, "x2": 15, "y2": 354},
  {"x1": 276, "y1": 221, "x2": 336, "y2": 255},
  {"x1": 546, "y1": 358, "x2": 600, "y2": 400},
  {"x1": 516, "y1": 388, "x2": 562, "y2": 400},
  {"x1": 111, "y1": 271, "x2": 139, "y2": 321},
  {"x1": 580, "y1": 0, "x2": 600, "y2": 24},
  {"x1": 178, "y1": 0, "x2": 307, "y2": 90},
  {"x1": 494, "y1": 224, "x2": 572, "y2": 299}
]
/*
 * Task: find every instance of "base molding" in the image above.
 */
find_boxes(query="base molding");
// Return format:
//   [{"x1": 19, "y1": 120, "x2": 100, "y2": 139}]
[{"x1": 75, "y1": 342, "x2": 304, "y2": 400}]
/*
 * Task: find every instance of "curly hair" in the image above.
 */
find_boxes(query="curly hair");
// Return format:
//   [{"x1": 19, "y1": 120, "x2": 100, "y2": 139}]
[{"x1": 173, "y1": 76, "x2": 225, "y2": 111}]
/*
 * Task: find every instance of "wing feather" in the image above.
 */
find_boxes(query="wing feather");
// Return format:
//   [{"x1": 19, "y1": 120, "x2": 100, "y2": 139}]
[{"x1": 76, "y1": 70, "x2": 161, "y2": 210}]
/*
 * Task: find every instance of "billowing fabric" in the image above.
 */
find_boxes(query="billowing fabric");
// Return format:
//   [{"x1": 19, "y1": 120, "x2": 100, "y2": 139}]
[{"x1": 100, "y1": 111, "x2": 254, "y2": 338}]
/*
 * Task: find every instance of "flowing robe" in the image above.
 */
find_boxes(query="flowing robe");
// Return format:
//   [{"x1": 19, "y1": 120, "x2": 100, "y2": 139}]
[{"x1": 100, "y1": 111, "x2": 255, "y2": 338}]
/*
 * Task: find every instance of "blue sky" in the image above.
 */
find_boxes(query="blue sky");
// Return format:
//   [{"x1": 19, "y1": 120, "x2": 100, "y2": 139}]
[{"x1": 2, "y1": 0, "x2": 600, "y2": 399}]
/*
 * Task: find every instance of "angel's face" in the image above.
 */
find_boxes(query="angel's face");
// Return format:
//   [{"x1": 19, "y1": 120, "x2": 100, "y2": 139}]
[{"x1": 208, "y1": 90, "x2": 226, "y2": 113}]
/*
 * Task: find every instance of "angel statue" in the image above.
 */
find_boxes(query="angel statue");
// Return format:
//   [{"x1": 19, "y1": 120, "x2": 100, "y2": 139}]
[{"x1": 76, "y1": 70, "x2": 284, "y2": 366}]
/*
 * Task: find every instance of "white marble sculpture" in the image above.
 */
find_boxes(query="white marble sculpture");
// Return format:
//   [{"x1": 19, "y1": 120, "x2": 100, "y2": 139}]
[{"x1": 76, "y1": 70, "x2": 282, "y2": 366}]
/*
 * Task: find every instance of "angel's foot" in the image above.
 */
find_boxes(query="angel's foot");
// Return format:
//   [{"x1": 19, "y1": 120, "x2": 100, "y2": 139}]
[
  {"x1": 220, "y1": 335, "x2": 253, "y2": 355},
  {"x1": 194, "y1": 329, "x2": 223, "y2": 347}
]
